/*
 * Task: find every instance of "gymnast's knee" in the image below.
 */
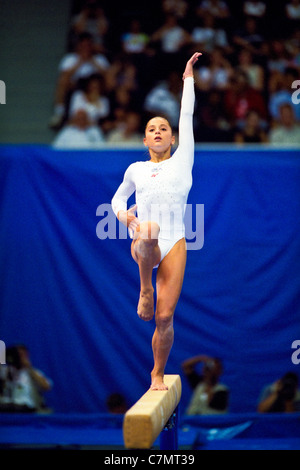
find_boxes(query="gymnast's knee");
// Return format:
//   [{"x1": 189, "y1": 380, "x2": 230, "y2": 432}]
[
  {"x1": 155, "y1": 310, "x2": 174, "y2": 331},
  {"x1": 138, "y1": 221, "x2": 160, "y2": 240}
]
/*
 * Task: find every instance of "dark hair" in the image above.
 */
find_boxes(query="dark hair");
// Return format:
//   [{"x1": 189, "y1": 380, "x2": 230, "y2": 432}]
[
  {"x1": 144, "y1": 115, "x2": 173, "y2": 135},
  {"x1": 6, "y1": 345, "x2": 28, "y2": 369}
]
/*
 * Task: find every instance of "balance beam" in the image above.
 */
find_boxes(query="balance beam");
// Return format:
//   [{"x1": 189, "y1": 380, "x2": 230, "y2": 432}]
[{"x1": 123, "y1": 375, "x2": 182, "y2": 449}]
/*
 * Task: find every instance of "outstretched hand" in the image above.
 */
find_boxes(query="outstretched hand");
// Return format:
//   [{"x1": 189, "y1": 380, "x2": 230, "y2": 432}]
[{"x1": 182, "y1": 52, "x2": 202, "y2": 80}]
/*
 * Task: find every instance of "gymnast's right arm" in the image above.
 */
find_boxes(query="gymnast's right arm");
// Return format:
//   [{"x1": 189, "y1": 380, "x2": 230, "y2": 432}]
[{"x1": 111, "y1": 164, "x2": 137, "y2": 228}]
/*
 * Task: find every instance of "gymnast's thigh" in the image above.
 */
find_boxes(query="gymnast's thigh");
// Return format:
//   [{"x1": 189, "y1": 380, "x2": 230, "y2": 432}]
[{"x1": 155, "y1": 238, "x2": 187, "y2": 313}]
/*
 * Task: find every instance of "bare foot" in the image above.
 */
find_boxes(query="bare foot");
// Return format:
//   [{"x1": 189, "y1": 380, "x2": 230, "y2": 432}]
[
  {"x1": 137, "y1": 288, "x2": 154, "y2": 321},
  {"x1": 150, "y1": 374, "x2": 168, "y2": 391}
]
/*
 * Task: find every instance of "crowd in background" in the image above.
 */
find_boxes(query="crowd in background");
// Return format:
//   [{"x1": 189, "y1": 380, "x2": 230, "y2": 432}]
[{"x1": 49, "y1": 0, "x2": 300, "y2": 146}]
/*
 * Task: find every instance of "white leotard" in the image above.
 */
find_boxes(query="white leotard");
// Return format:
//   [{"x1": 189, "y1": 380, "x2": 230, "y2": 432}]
[{"x1": 112, "y1": 76, "x2": 195, "y2": 264}]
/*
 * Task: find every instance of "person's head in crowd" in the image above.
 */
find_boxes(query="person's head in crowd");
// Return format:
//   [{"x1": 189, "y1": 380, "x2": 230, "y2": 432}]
[
  {"x1": 278, "y1": 103, "x2": 297, "y2": 128},
  {"x1": 202, "y1": 358, "x2": 224, "y2": 386},
  {"x1": 76, "y1": 32, "x2": 95, "y2": 58}
]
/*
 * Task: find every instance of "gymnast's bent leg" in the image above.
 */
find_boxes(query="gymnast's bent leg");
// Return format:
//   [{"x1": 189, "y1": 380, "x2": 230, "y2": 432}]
[{"x1": 131, "y1": 221, "x2": 161, "y2": 321}]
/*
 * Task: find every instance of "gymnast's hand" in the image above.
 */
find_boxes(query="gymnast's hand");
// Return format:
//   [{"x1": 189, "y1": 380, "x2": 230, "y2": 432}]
[
  {"x1": 118, "y1": 204, "x2": 140, "y2": 238},
  {"x1": 182, "y1": 52, "x2": 202, "y2": 80}
]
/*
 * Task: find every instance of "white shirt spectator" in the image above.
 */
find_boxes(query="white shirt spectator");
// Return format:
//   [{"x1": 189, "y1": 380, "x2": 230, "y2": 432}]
[
  {"x1": 197, "y1": 0, "x2": 230, "y2": 18},
  {"x1": 69, "y1": 90, "x2": 110, "y2": 123},
  {"x1": 53, "y1": 125, "x2": 105, "y2": 149},
  {"x1": 58, "y1": 53, "x2": 110, "y2": 82},
  {"x1": 192, "y1": 27, "x2": 229, "y2": 52},
  {"x1": 243, "y1": 1, "x2": 266, "y2": 18},
  {"x1": 286, "y1": 0, "x2": 300, "y2": 19},
  {"x1": 53, "y1": 109, "x2": 106, "y2": 149},
  {"x1": 144, "y1": 82, "x2": 180, "y2": 128}
]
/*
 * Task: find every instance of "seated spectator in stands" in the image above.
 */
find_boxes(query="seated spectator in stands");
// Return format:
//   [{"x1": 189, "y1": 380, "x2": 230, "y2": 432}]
[
  {"x1": 285, "y1": 0, "x2": 300, "y2": 22},
  {"x1": 196, "y1": 0, "x2": 230, "y2": 22},
  {"x1": 143, "y1": 70, "x2": 183, "y2": 130},
  {"x1": 285, "y1": 29, "x2": 300, "y2": 69},
  {"x1": 162, "y1": 0, "x2": 189, "y2": 20},
  {"x1": 190, "y1": 13, "x2": 231, "y2": 55},
  {"x1": 69, "y1": 0, "x2": 109, "y2": 53},
  {"x1": 49, "y1": 32, "x2": 110, "y2": 129},
  {"x1": 234, "y1": 110, "x2": 268, "y2": 143},
  {"x1": 150, "y1": 14, "x2": 191, "y2": 73},
  {"x1": 182, "y1": 355, "x2": 229, "y2": 415},
  {"x1": 106, "y1": 111, "x2": 143, "y2": 144},
  {"x1": 105, "y1": 57, "x2": 139, "y2": 96},
  {"x1": 121, "y1": 19, "x2": 150, "y2": 56},
  {"x1": 195, "y1": 88, "x2": 232, "y2": 142},
  {"x1": 52, "y1": 109, "x2": 105, "y2": 149},
  {"x1": 195, "y1": 47, "x2": 233, "y2": 92},
  {"x1": 0, "y1": 344, "x2": 52, "y2": 413},
  {"x1": 243, "y1": 1, "x2": 267, "y2": 19},
  {"x1": 268, "y1": 67, "x2": 300, "y2": 122},
  {"x1": 223, "y1": 67, "x2": 267, "y2": 129},
  {"x1": 232, "y1": 16, "x2": 265, "y2": 56},
  {"x1": 269, "y1": 103, "x2": 300, "y2": 146},
  {"x1": 236, "y1": 48, "x2": 265, "y2": 91},
  {"x1": 257, "y1": 372, "x2": 300, "y2": 412},
  {"x1": 68, "y1": 73, "x2": 110, "y2": 125},
  {"x1": 267, "y1": 40, "x2": 292, "y2": 77}
]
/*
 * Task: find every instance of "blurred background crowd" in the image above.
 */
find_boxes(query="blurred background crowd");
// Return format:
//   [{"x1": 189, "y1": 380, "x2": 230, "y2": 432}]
[{"x1": 48, "y1": 0, "x2": 300, "y2": 147}]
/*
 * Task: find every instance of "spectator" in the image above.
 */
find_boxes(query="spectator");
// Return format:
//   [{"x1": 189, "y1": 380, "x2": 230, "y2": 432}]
[
  {"x1": 195, "y1": 47, "x2": 233, "y2": 92},
  {"x1": 162, "y1": 0, "x2": 189, "y2": 20},
  {"x1": 68, "y1": 73, "x2": 110, "y2": 125},
  {"x1": 243, "y1": 1, "x2": 267, "y2": 19},
  {"x1": 0, "y1": 344, "x2": 52, "y2": 413},
  {"x1": 150, "y1": 14, "x2": 191, "y2": 73},
  {"x1": 232, "y1": 16, "x2": 265, "y2": 56},
  {"x1": 49, "y1": 32, "x2": 110, "y2": 129},
  {"x1": 236, "y1": 48, "x2": 265, "y2": 91},
  {"x1": 257, "y1": 372, "x2": 300, "y2": 412},
  {"x1": 195, "y1": 88, "x2": 232, "y2": 142},
  {"x1": 105, "y1": 57, "x2": 139, "y2": 96},
  {"x1": 52, "y1": 109, "x2": 106, "y2": 149},
  {"x1": 268, "y1": 67, "x2": 300, "y2": 122},
  {"x1": 143, "y1": 71, "x2": 183, "y2": 130},
  {"x1": 223, "y1": 67, "x2": 267, "y2": 128},
  {"x1": 267, "y1": 40, "x2": 292, "y2": 77},
  {"x1": 285, "y1": 0, "x2": 300, "y2": 22},
  {"x1": 182, "y1": 355, "x2": 229, "y2": 415},
  {"x1": 106, "y1": 111, "x2": 143, "y2": 144},
  {"x1": 285, "y1": 29, "x2": 300, "y2": 70},
  {"x1": 196, "y1": 0, "x2": 230, "y2": 22},
  {"x1": 269, "y1": 103, "x2": 300, "y2": 146},
  {"x1": 234, "y1": 109, "x2": 268, "y2": 143},
  {"x1": 69, "y1": 0, "x2": 109, "y2": 53},
  {"x1": 151, "y1": 13, "x2": 191, "y2": 54},
  {"x1": 121, "y1": 19, "x2": 150, "y2": 56},
  {"x1": 190, "y1": 12, "x2": 231, "y2": 55}
]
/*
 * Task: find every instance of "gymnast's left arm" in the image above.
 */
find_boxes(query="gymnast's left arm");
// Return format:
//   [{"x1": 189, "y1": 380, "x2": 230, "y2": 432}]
[{"x1": 177, "y1": 52, "x2": 202, "y2": 167}]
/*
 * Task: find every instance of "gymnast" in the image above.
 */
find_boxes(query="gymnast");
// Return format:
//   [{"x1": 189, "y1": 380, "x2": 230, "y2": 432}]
[{"x1": 112, "y1": 52, "x2": 202, "y2": 390}]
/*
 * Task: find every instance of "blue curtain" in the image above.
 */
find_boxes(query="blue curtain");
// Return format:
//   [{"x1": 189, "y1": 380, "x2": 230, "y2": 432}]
[{"x1": 0, "y1": 145, "x2": 299, "y2": 413}]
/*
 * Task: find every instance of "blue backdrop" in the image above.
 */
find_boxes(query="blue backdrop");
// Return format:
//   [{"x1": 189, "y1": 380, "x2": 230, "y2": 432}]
[{"x1": 0, "y1": 145, "x2": 299, "y2": 414}]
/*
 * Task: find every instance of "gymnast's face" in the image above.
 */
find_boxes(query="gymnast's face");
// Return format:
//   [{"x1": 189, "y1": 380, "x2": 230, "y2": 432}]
[{"x1": 144, "y1": 117, "x2": 175, "y2": 153}]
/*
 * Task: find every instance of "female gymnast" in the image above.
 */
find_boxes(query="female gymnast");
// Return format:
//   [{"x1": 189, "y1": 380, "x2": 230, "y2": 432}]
[{"x1": 112, "y1": 52, "x2": 202, "y2": 390}]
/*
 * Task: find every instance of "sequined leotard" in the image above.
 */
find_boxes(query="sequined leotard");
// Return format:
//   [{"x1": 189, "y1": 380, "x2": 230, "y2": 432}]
[{"x1": 111, "y1": 76, "x2": 195, "y2": 266}]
